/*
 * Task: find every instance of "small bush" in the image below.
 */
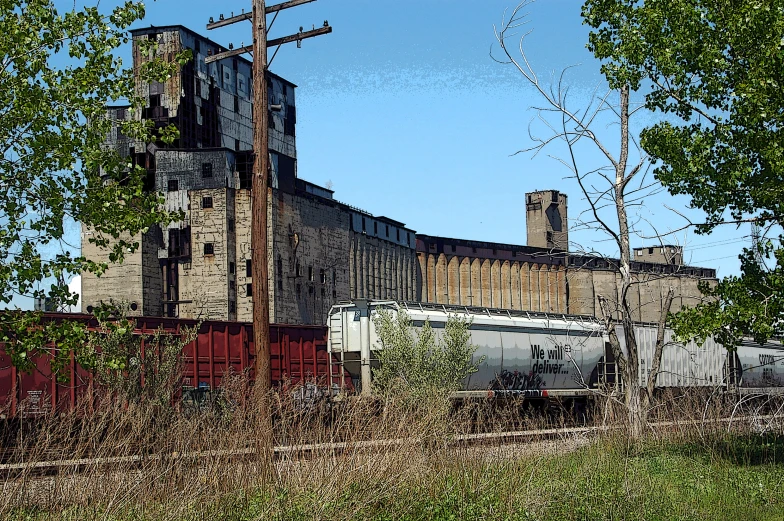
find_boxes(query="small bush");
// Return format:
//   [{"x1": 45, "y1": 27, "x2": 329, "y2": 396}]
[{"x1": 371, "y1": 309, "x2": 482, "y2": 399}]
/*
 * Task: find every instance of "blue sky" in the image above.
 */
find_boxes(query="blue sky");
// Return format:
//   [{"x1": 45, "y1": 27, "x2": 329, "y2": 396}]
[{"x1": 28, "y1": 0, "x2": 752, "y2": 309}]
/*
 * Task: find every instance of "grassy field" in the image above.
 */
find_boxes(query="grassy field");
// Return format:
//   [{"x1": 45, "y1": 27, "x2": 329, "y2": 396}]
[
  {"x1": 3, "y1": 382, "x2": 784, "y2": 521},
  {"x1": 7, "y1": 432, "x2": 784, "y2": 521}
]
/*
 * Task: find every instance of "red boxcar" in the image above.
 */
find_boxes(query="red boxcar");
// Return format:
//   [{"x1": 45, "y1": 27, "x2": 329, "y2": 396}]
[{"x1": 0, "y1": 314, "x2": 352, "y2": 418}]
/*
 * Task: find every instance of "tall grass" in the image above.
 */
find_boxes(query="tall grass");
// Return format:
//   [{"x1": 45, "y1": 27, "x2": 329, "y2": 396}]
[{"x1": 2, "y1": 380, "x2": 783, "y2": 520}]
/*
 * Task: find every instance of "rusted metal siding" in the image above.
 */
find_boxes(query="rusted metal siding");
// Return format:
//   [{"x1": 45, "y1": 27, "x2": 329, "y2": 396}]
[{"x1": 0, "y1": 314, "x2": 351, "y2": 419}]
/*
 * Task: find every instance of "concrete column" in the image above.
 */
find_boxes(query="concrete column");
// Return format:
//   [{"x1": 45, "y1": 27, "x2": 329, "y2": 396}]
[
  {"x1": 427, "y1": 253, "x2": 437, "y2": 303},
  {"x1": 448, "y1": 256, "x2": 460, "y2": 305},
  {"x1": 368, "y1": 244, "x2": 375, "y2": 299},
  {"x1": 470, "y1": 259, "x2": 481, "y2": 308},
  {"x1": 380, "y1": 247, "x2": 387, "y2": 299},
  {"x1": 480, "y1": 259, "x2": 492, "y2": 308},
  {"x1": 436, "y1": 254, "x2": 448, "y2": 304},
  {"x1": 459, "y1": 257, "x2": 471, "y2": 306},
  {"x1": 349, "y1": 235, "x2": 356, "y2": 299},
  {"x1": 520, "y1": 262, "x2": 530, "y2": 311},
  {"x1": 556, "y1": 266, "x2": 566, "y2": 313},
  {"x1": 511, "y1": 262, "x2": 521, "y2": 310},
  {"x1": 491, "y1": 261, "x2": 502, "y2": 308},
  {"x1": 547, "y1": 265, "x2": 557, "y2": 312},
  {"x1": 360, "y1": 237, "x2": 368, "y2": 298},
  {"x1": 501, "y1": 261, "x2": 511, "y2": 309},
  {"x1": 530, "y1": 264, "x2": 540, "y2": 311}
]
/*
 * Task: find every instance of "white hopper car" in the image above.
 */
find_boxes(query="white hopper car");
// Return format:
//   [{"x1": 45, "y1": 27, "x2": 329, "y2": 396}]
[{"x1": 327, "y1": 300, "x2": 784, "y2": 399}]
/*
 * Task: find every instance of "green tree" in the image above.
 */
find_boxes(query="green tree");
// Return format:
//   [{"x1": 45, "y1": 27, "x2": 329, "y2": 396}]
[
  {"x1": 372, "y1": 309, "x2": 482, "y2": 399},
  {"x1": 583, "y1": 0, "x2": 784, "y2": 347},
  {"x1": 0, "y1": 0, "x2": 189, "y2": 369}
]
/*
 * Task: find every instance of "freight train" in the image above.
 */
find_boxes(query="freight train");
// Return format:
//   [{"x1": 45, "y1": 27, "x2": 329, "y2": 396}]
[
  {"x1": 0, "y1": 314, "x2": 350, "y2": 418},
  {"x1": 3, "y1": 302, "x2": 784, "y2": 418},
  {"x1": 326, "y1": 300, "x2": 784, "y2": 399}
]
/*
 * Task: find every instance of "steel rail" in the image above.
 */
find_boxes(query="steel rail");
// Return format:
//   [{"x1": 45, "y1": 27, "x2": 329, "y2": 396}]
[{"x1": 1, "y1": 415, "x2": 779, "y2": 477}]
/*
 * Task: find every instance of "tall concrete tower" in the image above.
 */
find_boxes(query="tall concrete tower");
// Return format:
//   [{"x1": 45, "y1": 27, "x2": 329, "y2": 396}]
[{"x1": 526, "y1": 190, "x2": 568, "y2": 250}]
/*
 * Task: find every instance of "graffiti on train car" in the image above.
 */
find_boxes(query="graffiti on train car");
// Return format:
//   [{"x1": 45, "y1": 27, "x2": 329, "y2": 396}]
[
  {"x1": 530, "y1": 343, "x2": 571, "y2": 375},
  {"x1": 492, "y1": 369, "x2": 544, "y2": 392}
]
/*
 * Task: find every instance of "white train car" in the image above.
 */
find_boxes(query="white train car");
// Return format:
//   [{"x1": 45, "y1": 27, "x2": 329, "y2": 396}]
[
  {"x1": 732, "y1": 339, "x2": 784, "y2": 394},
  {"x1": 328, "y1": 300, "x2": 607, "y2": 397},
  {"x1": 328, "y1": 300, "x2": 784, "y2": 399},
  {"x1": 616, "y1": 324, "x2": 726, "y2": 389}
]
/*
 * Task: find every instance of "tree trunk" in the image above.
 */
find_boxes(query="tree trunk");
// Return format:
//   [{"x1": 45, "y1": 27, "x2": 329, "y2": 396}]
[
  {"x1": 626, "y1": 380, "x2": 644, "y2": 438},
  {"x1": 615, "y1": 84, "x2": 647, "y2": 437}
]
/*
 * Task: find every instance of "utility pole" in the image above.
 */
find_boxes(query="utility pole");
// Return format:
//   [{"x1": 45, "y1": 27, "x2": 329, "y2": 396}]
[{"x1": 206, "y1": 1, "x2": 331, "y2": 392}]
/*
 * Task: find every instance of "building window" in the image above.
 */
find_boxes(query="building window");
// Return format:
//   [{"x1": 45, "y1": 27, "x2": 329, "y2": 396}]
[
  {"x1": 246, "y1": 259, "x2": 252, "y2": 277},
  {"x1": 235, "y1": 139, "x2": 240, "y2": 152},
  {"x1": 228, "y1": 218, "x2": 235, "y2": 232},
  {"x1": 362, "y1": 217, "x2": 366, "y2": 232},
  {"x1": 320, "y1": 268, "x2": 326, "y2": 284},
  {"x1": 246, "y1": 284, "x2": 252, "y2": 297},
  {"x1": 374, "y1": 222, "x2": 378, "y2": 234},
  {"x1": 234, "y1": 95, "x2": 239, "y2": 113},
  {"x1": 202, "y1": 196, "x2": 213, "y2": 209},
  {"x1": 202, "y1": 163, "x2": 213, "y2": 178},
  {"x1": 296, "y1": 261, "x2": 301, "y2": 277},
  {"x1": 309, "y1": 285, "x2": 314, "y2": 294},
  {"x1": 229, "y1": 261, "x2": 235, "y2": 274},
  {"x1": 167, "y1": 179, "x2": 178, "y2": 192},
  {"x1": 204, "y1": 243, "x2": 214, "y2": 255},
  {"x1": 332, "y1": 270, "x2": 336, "y2": 285},
  {"x1": 229, "y1": 280, "x2": 236, "y2": 290},
  {"x1": 332, "y1": 289, "x2": 337, "y2": 299},
  {"x1": 284, "y1": 104, "x2": 296, "y2": 136},
  {"x1": 386, "y1": 225, "x2": 389, "y2": 237},
  {"x1": 277, "y1": 154, "x2": 295, "y2": 179},
  {"x1": 546, "y1": 231, "x2": 553, "y2": 243},
  {"x1": 397, "y1": 229, "x2": 400, "y2": 241},
  {"x1": 308, "y1": 266, "x2": 313, "y2": 281},
  {"x1": 229, "y1": 300, "x2": 236, "y2": 313},
  {"x1": 648, "y1": 247, "x2": 654, "y2": 254},
  {"x1": 321, "y1": 288, "x2": 325, "y2": 297},
  {"x1": 278, "y1": 279, "x2": 283, "y2": 290}
]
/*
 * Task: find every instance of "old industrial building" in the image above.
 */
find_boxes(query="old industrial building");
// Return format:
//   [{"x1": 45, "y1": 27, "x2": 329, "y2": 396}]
[
  {"x1": 82, "y1": 25, "x2": 716, "y2": 326},
  {"x1": 82, "y1": 25, "x2": 418, "y2": 325},
  {"x1": 415, "y1": 190, "x2": 714, "y2": 323}
]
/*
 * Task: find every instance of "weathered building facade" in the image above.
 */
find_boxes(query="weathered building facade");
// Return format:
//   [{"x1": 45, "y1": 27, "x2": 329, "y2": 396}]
[
  {"x1": 526, "y1": 190, "x2": 569, "y2": 251},
  {"x1": 415, "y1": 237, "x2": 714, "y2": 323},
  {"x1": 415, "y1": 235, "x2": 568, "y2": 313},
  {"x1": 81, "y1": 25, "x2": 417, "y2": 325},
  {"x1": 81, "y1": 24, "x2": 715, "y2": 326}
]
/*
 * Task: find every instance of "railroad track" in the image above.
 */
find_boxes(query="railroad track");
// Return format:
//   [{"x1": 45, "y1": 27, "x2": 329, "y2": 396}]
[{"x1": 2, "y1": 414, "x2": 779, "y2": 478}]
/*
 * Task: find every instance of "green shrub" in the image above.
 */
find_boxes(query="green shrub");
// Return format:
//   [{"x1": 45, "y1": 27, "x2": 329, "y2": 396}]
[{"x1": 371, "y1": 309, "x2": 482, "y2": 399}]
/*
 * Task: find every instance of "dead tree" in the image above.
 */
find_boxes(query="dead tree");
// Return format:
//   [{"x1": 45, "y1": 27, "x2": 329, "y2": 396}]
[{"x1": 493, "y1": 1, "x2": 675, "y2": 436}]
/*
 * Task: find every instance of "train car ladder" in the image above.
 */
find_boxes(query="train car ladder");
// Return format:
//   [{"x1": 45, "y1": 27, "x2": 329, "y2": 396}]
[{"x1": 328, "y1": 312, "x2": 346, "y2": 390}]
